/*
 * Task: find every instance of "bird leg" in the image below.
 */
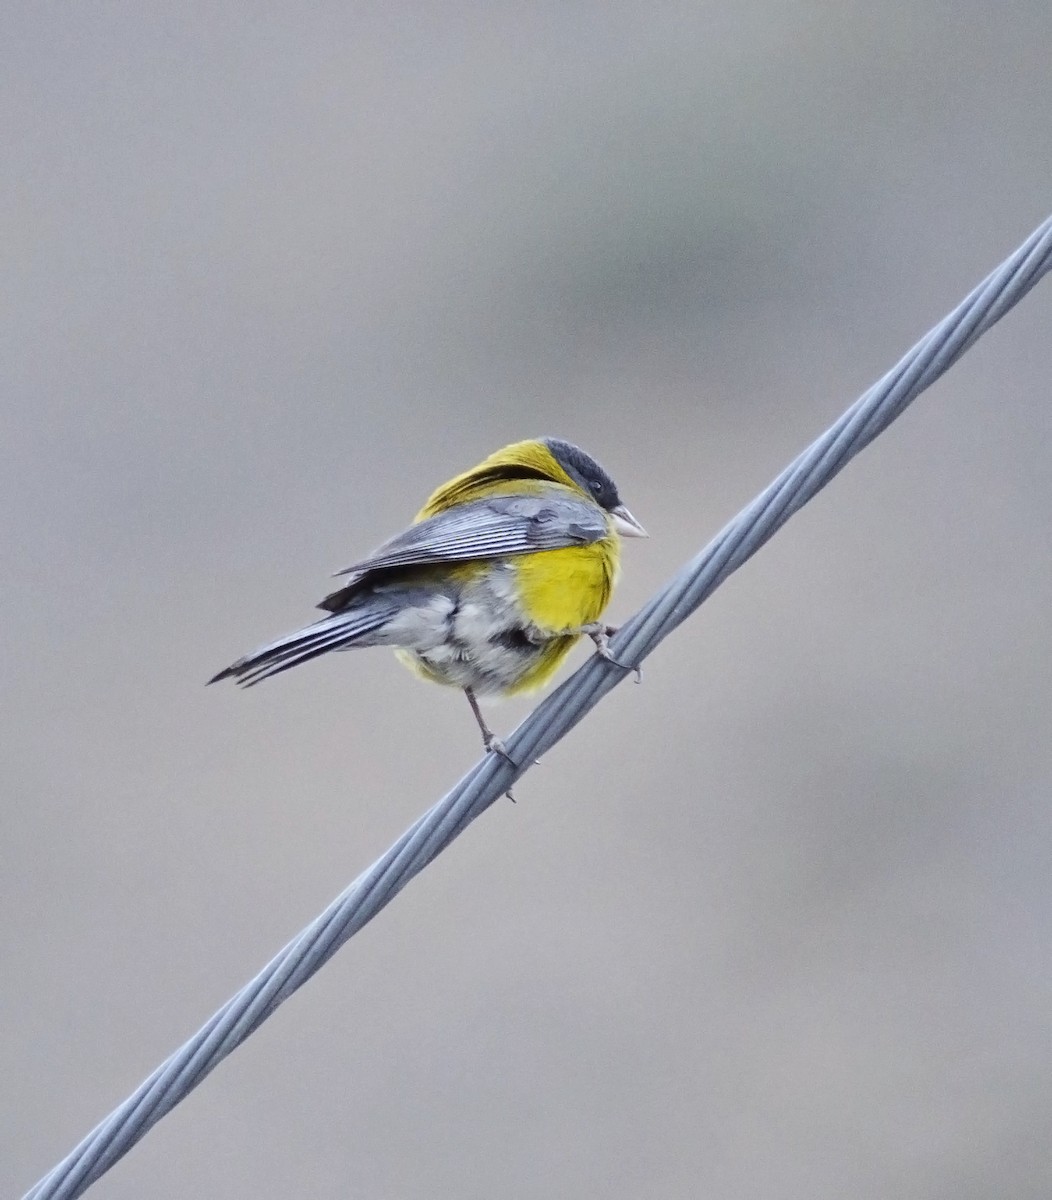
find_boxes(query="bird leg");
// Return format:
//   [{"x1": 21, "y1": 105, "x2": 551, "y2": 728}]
[
  {"x1": 464, "y1": 687, "x2": 518, "y2": 800},
  {"x1": 577, "y1": 623, "x2": 642, "y2": 682}
]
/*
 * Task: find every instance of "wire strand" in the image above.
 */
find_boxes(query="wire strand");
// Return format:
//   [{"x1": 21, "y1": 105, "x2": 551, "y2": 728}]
[{"x1": 24, "y1": 212, "x2": 1052, "y2": 1200}]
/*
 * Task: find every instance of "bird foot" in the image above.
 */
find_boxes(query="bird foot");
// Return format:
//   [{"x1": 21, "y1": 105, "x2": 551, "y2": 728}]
[
  {"x1": 483, "y1": 732, "x2": 519, "y2": 769},
  {"x1": 482, "y1": 733, "x2": 519, "y2": 801},
  {"x1": 580, "y1": 623, "x2": 642, "y2": 682}
]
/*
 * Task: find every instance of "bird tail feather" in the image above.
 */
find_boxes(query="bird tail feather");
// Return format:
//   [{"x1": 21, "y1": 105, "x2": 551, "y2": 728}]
[{"x1": 208, "y1": 605, "x2": 396, "y2": 688}]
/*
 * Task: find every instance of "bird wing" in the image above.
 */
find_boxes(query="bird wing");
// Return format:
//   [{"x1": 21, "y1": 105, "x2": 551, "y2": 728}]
[
  {"x1": 333, "y1": 492, "x2": 608, "y2": 580},
  {"x1": 317, "y1": 492, "x2": 610, "y2": 612}
]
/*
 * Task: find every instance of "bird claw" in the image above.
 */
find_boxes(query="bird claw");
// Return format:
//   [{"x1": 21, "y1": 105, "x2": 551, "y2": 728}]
[
  {"x1": 582, "y1": 624, "x2": 642, "y2": 682},
  {"x1": 483, "y1": 733, "x2": 517, "y2": 766},
  {"x1": 481, "y1": 734, "x2": 519, "y2": 801}
]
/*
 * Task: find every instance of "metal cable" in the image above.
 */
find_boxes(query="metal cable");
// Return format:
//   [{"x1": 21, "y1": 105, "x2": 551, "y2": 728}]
[{"x1": 24, "y1": 212, "x2": 1052, "y2": 1200}]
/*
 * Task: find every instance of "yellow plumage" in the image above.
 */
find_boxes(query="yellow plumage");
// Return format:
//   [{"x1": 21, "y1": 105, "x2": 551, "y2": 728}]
[
  {"x1": 506, "y1": 543, "x2": 618, "y2": 692},
  {"x1": 211, "y1": 436, "x2": 643, "y2": 757},
  {"x1": 411, "y1": 438, "x2": 621, "y2": 694}
]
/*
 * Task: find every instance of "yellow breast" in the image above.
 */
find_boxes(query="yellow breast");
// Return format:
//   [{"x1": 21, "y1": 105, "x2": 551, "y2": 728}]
[
  {"x1": 513, "y1": 538, "x2": 619, "y2": 633},
  {"x1": 499, "y1": 534, "x2": 620, "y2": 695}
]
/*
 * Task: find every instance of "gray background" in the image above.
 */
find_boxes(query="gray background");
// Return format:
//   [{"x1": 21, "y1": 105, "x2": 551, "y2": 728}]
[{"x1": 5, "y1": 4, "x2": 1052, "y2": 1197}]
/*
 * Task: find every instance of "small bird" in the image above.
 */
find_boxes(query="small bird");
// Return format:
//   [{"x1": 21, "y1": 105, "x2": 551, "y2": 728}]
[{"x1": 209, "y1": 437, "x2": 646, "y2": 758}]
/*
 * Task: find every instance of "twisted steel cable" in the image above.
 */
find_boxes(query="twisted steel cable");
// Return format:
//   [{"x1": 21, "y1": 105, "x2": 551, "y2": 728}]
[{"x1": 24, "y1": 212, "x2": 1052, "y2": 1200}]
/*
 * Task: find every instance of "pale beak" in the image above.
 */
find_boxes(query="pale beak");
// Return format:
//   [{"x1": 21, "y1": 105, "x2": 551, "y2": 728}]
[{"x1": 611, "y1": 504, "x2": 648, "y2": 538}]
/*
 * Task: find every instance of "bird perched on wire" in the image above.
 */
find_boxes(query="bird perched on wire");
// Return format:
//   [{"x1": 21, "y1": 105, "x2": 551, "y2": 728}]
[{"x1": 209, "y1": 437, "x2": 646, "y2": 759}]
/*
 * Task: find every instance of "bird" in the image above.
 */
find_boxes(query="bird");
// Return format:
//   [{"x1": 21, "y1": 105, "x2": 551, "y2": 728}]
[{"x1": 209, "y1": 437, "x2": 646, "y2": 760}]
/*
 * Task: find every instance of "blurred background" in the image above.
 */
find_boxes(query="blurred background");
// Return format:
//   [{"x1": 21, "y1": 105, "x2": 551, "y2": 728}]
[{"x1": 5, "y1": 5, "x2": 1052, "y2": 1197}]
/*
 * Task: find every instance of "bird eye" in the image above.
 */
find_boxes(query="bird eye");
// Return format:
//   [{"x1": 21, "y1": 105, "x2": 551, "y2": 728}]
[{"x1": 591, "y1": 480, "x2": 602, "y2": 492}]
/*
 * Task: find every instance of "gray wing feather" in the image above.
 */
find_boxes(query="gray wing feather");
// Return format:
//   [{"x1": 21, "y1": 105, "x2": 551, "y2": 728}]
[
  {"x1": 332, "y1": 493, "x2": 607, "y2": 580},
  {"x1": 208, "y1": 602, "x2": 402, "y2": 686}
]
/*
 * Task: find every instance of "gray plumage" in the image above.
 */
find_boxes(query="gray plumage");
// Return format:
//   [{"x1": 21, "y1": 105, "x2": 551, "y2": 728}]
[
  {"x1": 209, "y1": 487, "x2": 610, "y2": 691},
  {"x1": 329, "y1": 493, "x2": 608, "y2": 584}
]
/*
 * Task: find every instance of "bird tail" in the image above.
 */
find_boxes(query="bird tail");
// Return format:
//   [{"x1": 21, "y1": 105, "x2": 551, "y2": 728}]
[{"x1": 208, "y1": 604, "x2": 397, "y2": 688}]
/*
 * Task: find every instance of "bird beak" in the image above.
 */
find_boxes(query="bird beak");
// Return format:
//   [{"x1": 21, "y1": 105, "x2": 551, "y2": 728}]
[{"x1": 611, "y1": 504, "x2": 648, "y2": 538}]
